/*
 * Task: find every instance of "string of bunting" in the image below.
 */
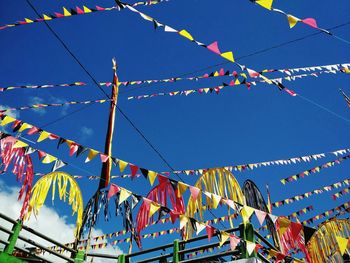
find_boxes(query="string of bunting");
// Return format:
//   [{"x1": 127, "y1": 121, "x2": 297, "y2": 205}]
[
  {"x1": 0, "y1": 132, "x2": 67, "y2": 172},
  {"x1": 0, "y1": 98, "x2": 111, "y2": 113},
  {"x1": 0, "y1": 82, "x2": 86, "y2": 93},
  {"x1": 2, "y1": 112, "x2": 349, "y2": 183},
  {"x1": 122, "y1": 3, "x2": 294, "y2": 96},
  {"x1": 339, "y1": 89, "x2": 350, "y2": 108},
  {"x1": 331, "y1": 187, "x2": 350, "y2": 200},
  {"x1": 2, "y1": 62, "x2": 348, "y2": 94},
  {"x1": 301, "y1": 201, "x2": 350, "y2": 226},
  {"x1": 126, "y1": 68, "x2": 348, "y2": 100},
  {"x1": 280, "y1": 154, "x2": 350, "y2": 185},
  {"x1": 273, "y1": 178, "x2": 350, "y2": 208},
  {"x1": 0, "y1": 0, "x2": 169, "y2": 31}
]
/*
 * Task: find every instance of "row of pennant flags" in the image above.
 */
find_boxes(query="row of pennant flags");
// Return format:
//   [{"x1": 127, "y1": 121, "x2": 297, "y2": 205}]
[
  {"x1": 332, "y1": 187, "x2": 350, "y2": 200},
  {"x1": 2, "y1": 112, "x2": 350, "y2": 210},
  {"x1": 1, "y1": 62, "x2": 348, "y2": 94}
]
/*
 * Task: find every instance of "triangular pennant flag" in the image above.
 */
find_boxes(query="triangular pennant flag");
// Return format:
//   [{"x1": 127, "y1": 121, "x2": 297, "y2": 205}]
[
  {"x1": 63, "y1": 7, "x2": 71, "y2": 16},
  {"x1": 278, "y1": 217, "x2": 291, "y2": 236},
  {"x1": 287, "y1": 15, "x2": 300, "y2": 28},
  {"x1": 108, "y1": 184, "x2": 120, "y2": 199},
  {"x1": 149, "y1": 202, "x2": 161, "y2": 218},
  {"x1": 207, "y1": 41, "x2": 221, "y2": 54},
  {"x1": 229, "y1": 235, "x2": 240, "y2": 251},
  {"x1": 157, "y1": 174, "x2": 169, "y2": 185},
  {"x1": 219, "y1": 231, "x2": 230, "y2": 247},
  {"x1": 241, "y1": 206, "x2": 255, "y2": 223},
  {"x1": 170, "y1": 211, "x2": 180, "y2": 224},
  {"x1": 13, "y1": 140, "x2": 28, "y2": 148},
  {"x1": 85, "y1": 149, "x2": 99, "y2": 162},
  {"x1": 206, "y1": 225, "x2": 215, "y2": 242},
  {"x1": 177, "y1": 182, "x2": 188, "y2": 197},
  {"x1": 179, "y1": 215, "x2": 189, "y2": 230},
  {"x1": 118, "y1": 160, "x2": 128, "y2": 172},
  {"x1": 255, "y1": 0, "x2": 273, "y2": 10},
  {"x1": 211, "y1": 193, "x2": 222, "y2": 209},
  {"x1": 42, "y1": 154, "x2": 57, "y2": 164},
  {"x1": 129, "y1": 164, "x2": 139, "y2": 178},
  {"x1": 118, "y1": 189, "x2": 132, "y2": 205},
  {"x1": 195, "y1": 222, "x2": 206, "y2": 235},
  {"x1": 254, "y1": 209, "x2": 267, "y2": 226},
  {"x1": 52, "y1": 159, "x2": 67, "y2": 172},
  {"x1": 37, "y1": 131, "x2": 51, "y2": 142},
  {"x1": 220, "y1": 51, "x2": 235, "y2": 62},
  {"x1": 189, "y1": 186, "x2": 201, "y2": 201},
  {"x1": 246, "y1": 241, "x2": 256, "y2": 256},
  {"x1": 131, "y1": 194, "x2": 142, "y2": 209},
  {"x1": 148, "y1": 171, "x2": 157, "y2": 186},
  {"x1": 140, "y1": 168, "x2": 149, "y2": 178},
  {"x1": 100, "y1": 153, "x2": 109, "y2": 163},
  {"x1": 83, "y1": 6, "x2": 92, "y2": 13},
  {"x1": 302, "y1": 18, "x2": 318, "y2": 29},
  {"x1": 269, "y1": 214, "x2": 278, "y2": 224},
  {"x1": 178, "y1": 29, "x2": 194, "y2": 41},
  {"x1": 290, "y1": 221, "x2": 302, "y2": 239},
  {"x1": 1, "y1": 116, "x2": 15, "y2": 126},
  {"x1": 18, "y1": 123, "x2": 32, "y2": 132},
  {"x1": 336, "y1": 236, "x2": 349, "y2": 255}
]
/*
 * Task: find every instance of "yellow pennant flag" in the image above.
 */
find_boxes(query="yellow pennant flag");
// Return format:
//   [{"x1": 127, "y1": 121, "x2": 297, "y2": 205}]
[
  {"x1": 287, "y1": 15, "x2": 300, "y2": 28},
  {"x1": 118, "y1": 189, "x2": 132, "y2": 205},
  {"x1": 241, "y1": 206, "x2": 255, "y2": 224},
  {"x1": 177, "y1": 182, "x2": 188, "y2": 197},
  {"x1": 63, "y1": 7, "x2": 71, "y2": 16},
  {"x1": 37, "y1": 131, "x2": 51, "y2": 142},
  {"x1": 336, "y1": 236, "x2": 349, "y2": 255},
  {"x1": 278, "y1": 217, "x2": 291, "y2": 236},
  {"x1": 221, "y1": 51, "x2": 235, "y2": 62},
  {"x1": 43, "y1": 14, "x2": 52, "y2": 20},
  {"x1": 25, "y1": 18, "x2": 34, "y2": 23},
  {"x1": 219, "y1": 231, "x2": 230, "y2": 247},
  {"x1": 256, "y1": 0, "x2": 273, "y2": 10},
  {"x1": 85, "y1": 149, "x2": 99, "y2": 163},
  {"x1": 18, "y1": 123, "x2": 32, "y2": 132},
  {"x1": 42, "y1": 154, "x2": 57, "y2": 164},
  {"x1": 118, "y1": 160, "x2": 128, "y2": 173},
  {"x1": 149, "y1": 202, "x2": 161, "y2": 218},
  {"x1": 1, "y1": 116, "x2": 16, "y2": 126},
  {"x1": 179, "y1": 215, "x2": 189, "y2": 230},
  {"x1": 83, "y1": 6, "x2": 92, "y2": 13},
  {"x1": 211, "y1": 193, "x2": 222, "y2": 209},
  {"x1": 148, "y1": 171, "x2": 157, "y2": 186},
  {"x1": 13, "y1": 140, "x2": 28, "y2": 148},
  {"x1": 179, "y1": 30, "x2": 194, "y2": 41}
]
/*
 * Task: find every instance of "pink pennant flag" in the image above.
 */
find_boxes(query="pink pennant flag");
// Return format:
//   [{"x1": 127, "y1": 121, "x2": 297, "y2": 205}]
[
  {"x1": 69, "y1": 144, "x2": 79, "y2": 156},
  {"x1": 255, "y1": 209, "x2": 267, "y2": 226},
  {"x1": 37, "y1": 150, "x2": 46, "y2": 159},
  {"x1": 219, "y1": 68, "x2": 225, "y2": 76},
  {"x1": 95, "y1": 6, "x2": 105, "y2": 11},
  {"x1": 207, "y1": 41, "x2": 221, "y2": 54},
  {"x1": 108, "y1": 184, "x2": 120, "y2": 199},
  {"x1": 100, "y1": 153, "x2": 109, "y2": 162},
  {"x1": 284, "y1": 88, "x2": 297, "y2": 97},
  {"x1": 206, "y1": 225, "x2": 215, "y2": 242},
  {"x1": 54, "y1": 12, "x2": 64, "y2": 18},
  {"x1": 189, "y1": 186, "x2": 200, "y2": 201},
  {"x1": 302, "y1": 18, "x2": 318, "y2": 29},
  {"x1": 27, "y1": 126, "x2": 40, "y2": 135},
  {"x1": 203, "y1": 73, "x2": 209, "y2": 78},
  {"x1": 76, "y1": 6, "x2": 84, "y2": 14},
  {"x1": 229, "y1": 235, "x2": 240, "y2": 251}
]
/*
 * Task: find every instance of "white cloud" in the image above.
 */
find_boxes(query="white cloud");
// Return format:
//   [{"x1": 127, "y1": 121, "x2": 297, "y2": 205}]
[
  {"x1": 0, "y1": 181, "x2": 122, "y2": 262},
  {"x1": 79, "y1": 126, "x2": 94, "y2": 141},
  {"x1": 28, "y1": 96, "x2": 46, "y2": 115}
]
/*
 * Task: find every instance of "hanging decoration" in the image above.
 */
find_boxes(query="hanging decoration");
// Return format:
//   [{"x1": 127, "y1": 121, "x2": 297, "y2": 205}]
[
  {"x1": 0, "y1": 98, "x2": 111, "y2": 113},
  {"x1": 24, "y1": 172, "x2": 83, "y2": 237},
  {"x1": 121, "y1": 3, "x2": 293, "y2": 95},
  {"x1": 0, "y1": 0, "x2": 169, "y2": 31},
  {"x1": 0, "y1": 135, "x2": 34, "y2": 219},
  {"x1": 306, "y1": 219, "x2": 350, "y2": 263},
  {"x1": 185, "y1": 168, "x2": 245, "y2": 239},
  {"x1": 339, "y1": 89, "x2": 350, "y2": 108},
  {"x1": 280, "y1": 154, "x2": 350, "y2": 185},
  {"x1": 332, "y1": 187, "x2": 350, "y2": 200},
  {"x1": 301, "y1": 201, "x2": 350, "y2": 226},
  {"x1": 242, "y1": 180, "x2": 280, "y2": 249},
  {"x1": 273, "y1": 178, "x2": 350, "y2": 207}
]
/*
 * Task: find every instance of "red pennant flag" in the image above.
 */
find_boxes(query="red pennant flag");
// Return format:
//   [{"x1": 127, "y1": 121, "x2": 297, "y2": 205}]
[
  {"x1": 37, "y1": 150, "x2": 46, "y2": 159},
  {"x1": 27, "y1": 126, "x2": 40, "y2": 135},
  {"x1": 76, "y1": 6, "x2": 84, "y2": 14},
  {"x1": 207, "y1": 41, "x2": 221, "y2": 54},
  {"x1": 170, "y1": 210, "x2": 180, "y2": 224},
  {"x1": 206, "y1": 225, "x2": 215, "y2": 242},
  {"x1": 158, "y1": 174, "x2": 169, "y2": 185},
  {"x1": 129, "y1": 164, "x2": 139, "y2": 178},
  {"x1": 69, "y1": 144, "x2": 79, "y2": 156},
  {"x1": 290, "y1": 221, "x2": 303, "y2": 239},
  {"x1": 108, "y1": 184, "x2": 120, "y2": 199}
]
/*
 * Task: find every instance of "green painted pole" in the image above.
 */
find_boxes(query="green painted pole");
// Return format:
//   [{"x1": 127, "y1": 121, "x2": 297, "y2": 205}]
[
  {"x1": 117, "y1": 254, "x2": 126, "y2": 263},
  {"x1": 4, "y1": 220, "x2": 22, "y2": 254},
  {"x1": 239, "y1": 223, "x2": 256, "y2": 259},
  {"x1": 173, "y1": 239, "x2": 180, "y2": 263},
  {"x1": 74, "y1": 250, "x2": 85, "y2": 263}
]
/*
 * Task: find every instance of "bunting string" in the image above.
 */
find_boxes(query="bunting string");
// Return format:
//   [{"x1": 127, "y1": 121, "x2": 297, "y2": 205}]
[
  {"x1": 339, "y1": 89, "x2": 350, "y2": 108},
  {"x1": 122, "y1": 3, "x2": 293, "y2": 95},
  {"x1": 0, "y1": 82, "x2": 86, "y2": 93},
  {"x1": 280, "y1": 154, "x2": 350, "y2": 185},
  {"x1": 1, "y1": 112, "x2": 350, "y2": 184},
  {"x1": 0, "y1": 98, "x2": 111, "y2": 113},
  {"x1": 0, "y1": 0, "x2": 169, "y2": 31},
  {"x1": 301, "y1": 201, "x2": 350, "y2": 226},
  {"x1": 273, "y1": 178, "x2": 350, "y2": 208},
  {"x1": 331, "y1": 187, "x2": 350, "y2": 200}
]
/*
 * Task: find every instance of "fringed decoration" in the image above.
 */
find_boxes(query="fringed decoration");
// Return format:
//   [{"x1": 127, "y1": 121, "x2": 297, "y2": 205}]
[
  {"x1": 306, "y1": 219, "x2": 350, "y2": 263},
  {"x1": 0, "y1": 136, "x2": 34, "y2": 219},
  {"x1": 243, "y1": 180, "x2": 280, "y2": 250},
  {"x1": 185, "y1": 168, "x2": 245, "y2": 239},
  {"x1": 24, "y1": 171, "x2": 83, "y2": 237},
  {"x1": 135, "y1": 179, "x2": 185, "y2": 248}
]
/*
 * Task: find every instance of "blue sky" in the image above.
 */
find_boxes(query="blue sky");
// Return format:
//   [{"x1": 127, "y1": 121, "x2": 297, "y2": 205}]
[{"x1": 1, "y1": 0, "x2": 350, "y2": 257}]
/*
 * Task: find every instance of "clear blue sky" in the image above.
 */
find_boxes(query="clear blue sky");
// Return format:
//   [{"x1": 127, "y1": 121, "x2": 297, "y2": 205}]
[{"x1": 1, "y1": 0, "x2": 350, "y2": 256}]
